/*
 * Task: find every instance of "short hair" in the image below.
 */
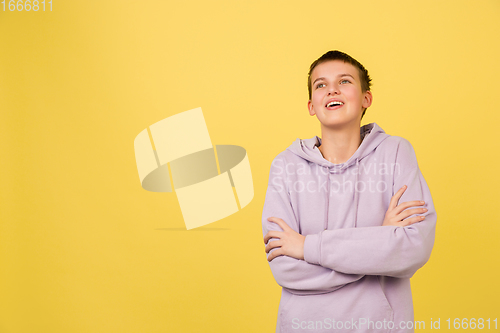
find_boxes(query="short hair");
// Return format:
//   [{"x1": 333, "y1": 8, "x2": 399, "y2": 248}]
[{"x1": 307, "y1": 50, "x2": 372, "y2": 119}]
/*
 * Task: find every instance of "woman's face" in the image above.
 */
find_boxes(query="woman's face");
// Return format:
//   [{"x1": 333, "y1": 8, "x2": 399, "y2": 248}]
[{"x1": 308, "y1": 60, "x2": 372, "y2": 128}]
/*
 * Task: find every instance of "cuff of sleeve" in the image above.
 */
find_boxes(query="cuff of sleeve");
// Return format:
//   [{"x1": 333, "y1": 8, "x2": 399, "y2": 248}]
[{"x1": 303, "y1": 233, "x2": 322, "y2": 265}]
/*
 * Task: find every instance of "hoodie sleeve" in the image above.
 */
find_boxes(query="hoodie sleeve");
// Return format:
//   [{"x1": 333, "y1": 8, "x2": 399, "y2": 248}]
[
  {"x1": 303, "y1": 138, "x2": 437, "y2": 278},
  {"x1": 262, "y1": 155, "x2": 364, "y2": 295}
]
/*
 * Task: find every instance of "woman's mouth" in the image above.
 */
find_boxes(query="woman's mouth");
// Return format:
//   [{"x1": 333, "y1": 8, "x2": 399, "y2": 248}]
[{"x1": 325, "y1": 100, "x2": 344, "y2": 110}]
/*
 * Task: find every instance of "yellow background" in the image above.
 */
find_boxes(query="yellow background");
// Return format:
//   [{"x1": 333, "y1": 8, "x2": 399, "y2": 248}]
[{"x1": 1, "y1": 0, "x2": 499, "y2": 332}]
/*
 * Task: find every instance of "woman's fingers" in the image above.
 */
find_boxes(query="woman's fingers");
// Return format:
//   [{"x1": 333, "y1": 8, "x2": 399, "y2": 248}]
[
  {"x1": 399, "y1": 215, "x2": 426, "y2": 227},
  {"x1": 389, "y1": 185, "x2": 407, "y2": 210},
  {"x1": 264, "y1": 217, "x2": 293, "y2": 260},
  {"x1": 267, "y1": 217, "x2": 289, "y2": 231},
  {"x1": 394, "y1": 200, "x2": 426, "y2": 215},
  {"x1": 267, "y1": 248, "x2": 284, "y2": 261},
  {"x1": 384, "y1": 186, "x2": 428, "y2": 227},
  {"x1": 265, "y1": 239, "x2": 282, "y2": 254},
  {"x1": 398, "y1": 207, "x2": 428, "y2": 221},
  {"x1": 263, "y1": 231, "x2": 280, "y2": 244}
]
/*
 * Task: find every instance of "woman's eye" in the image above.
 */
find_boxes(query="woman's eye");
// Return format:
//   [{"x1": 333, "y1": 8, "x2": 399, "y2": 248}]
[
  {"x1": 340, "y1": 79, "x2": 350, "y2": 84},
  {"x1": 316, "y1": 83, "x2": 325, "y2": 89}
]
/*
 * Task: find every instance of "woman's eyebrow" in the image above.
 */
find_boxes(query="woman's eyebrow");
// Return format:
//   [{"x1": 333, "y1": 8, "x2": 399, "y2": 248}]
[
  {"x1": 312, "y1": 77, "x2": 326, "y2": 85},
  {"x1": 339, "y1": 74, "x2": 355, "y2": 79},
  {"x1": 313, "y1": 74, "x2": 355, "y2": 85}
]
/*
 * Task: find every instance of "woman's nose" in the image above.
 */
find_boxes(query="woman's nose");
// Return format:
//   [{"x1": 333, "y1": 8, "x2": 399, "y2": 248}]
[{"x1": 328, "y1": 84, "x2": 340, "y2": 95}]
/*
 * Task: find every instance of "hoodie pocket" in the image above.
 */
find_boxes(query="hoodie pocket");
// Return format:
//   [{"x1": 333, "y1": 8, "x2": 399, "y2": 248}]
[{"x1": 280, "y1": 275, "x2": 394, "y2": 333}]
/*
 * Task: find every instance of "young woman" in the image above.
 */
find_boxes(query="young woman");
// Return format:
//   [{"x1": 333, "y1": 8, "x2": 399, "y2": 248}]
[{"x1": 262, "y1": 51, "x2": 436, "y2": 333}]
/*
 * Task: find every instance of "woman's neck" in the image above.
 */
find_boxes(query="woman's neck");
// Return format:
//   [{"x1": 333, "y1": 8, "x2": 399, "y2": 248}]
[{"x1": 318, "y1": 123, "x2": 362, "y2": 164}]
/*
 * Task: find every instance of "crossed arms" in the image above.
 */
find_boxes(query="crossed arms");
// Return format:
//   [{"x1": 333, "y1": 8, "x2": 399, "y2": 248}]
[{"x1": 261, "y1": 139, "x2": 437, "y2": 295}]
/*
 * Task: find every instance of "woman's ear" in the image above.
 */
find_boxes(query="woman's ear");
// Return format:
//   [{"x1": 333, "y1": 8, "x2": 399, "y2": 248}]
[
  {"x1": 308, "y1": 100, "x2": 315, "y2": 116},
  {"x1": 362, "y1": 91, "x2": 373, "y2": 109}
]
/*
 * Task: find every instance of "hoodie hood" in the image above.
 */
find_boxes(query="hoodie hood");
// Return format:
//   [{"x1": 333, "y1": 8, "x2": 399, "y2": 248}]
[
  {"x1": 286, "y1": 123, "x2": 390, "y2": 170},
  {"x1": 285, "y1": 123, "x2": 390, "y2": 228}
]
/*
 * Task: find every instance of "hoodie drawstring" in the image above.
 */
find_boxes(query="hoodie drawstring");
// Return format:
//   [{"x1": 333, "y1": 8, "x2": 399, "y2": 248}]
[
  {"x1": 353, "y1": 158, "x2": 360, "y2": 228},
  {"x1": 324, "y1": 158, "x2": 361, "y2": 229}
]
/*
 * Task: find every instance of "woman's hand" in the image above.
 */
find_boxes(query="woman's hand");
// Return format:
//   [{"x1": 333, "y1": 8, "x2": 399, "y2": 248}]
[
  {"x1": 264, "y1": 217, "x2": 306, "y2": 261},
  {"x1": 383, "y1": 185, "x2": 427, "y2": 227}
]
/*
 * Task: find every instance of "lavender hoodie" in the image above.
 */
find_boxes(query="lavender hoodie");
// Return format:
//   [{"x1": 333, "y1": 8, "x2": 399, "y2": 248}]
[{"x1": 262, "y1": 123, "x2": 436, "y2": 333}]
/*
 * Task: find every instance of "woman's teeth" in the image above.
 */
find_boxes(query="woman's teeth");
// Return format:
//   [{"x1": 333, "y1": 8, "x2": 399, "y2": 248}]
[{"x1": 327, "y1": 101, "x2": 344, "y2": 107}]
